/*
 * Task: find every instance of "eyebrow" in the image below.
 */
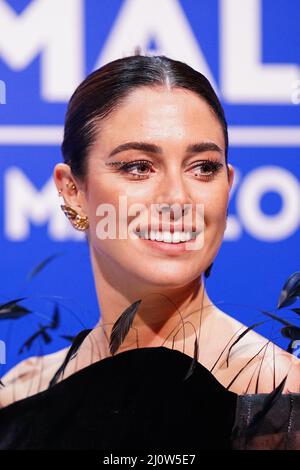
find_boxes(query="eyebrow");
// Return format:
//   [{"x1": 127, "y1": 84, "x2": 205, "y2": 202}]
[{"x1": 107, "y1": 141, "x2": 223, "y2": 158}]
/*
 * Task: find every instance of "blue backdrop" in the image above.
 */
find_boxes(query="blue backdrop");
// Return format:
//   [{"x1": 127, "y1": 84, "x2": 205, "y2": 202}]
[{"x1": 0, "y1": 0, "x2": 299, "y2": 374}]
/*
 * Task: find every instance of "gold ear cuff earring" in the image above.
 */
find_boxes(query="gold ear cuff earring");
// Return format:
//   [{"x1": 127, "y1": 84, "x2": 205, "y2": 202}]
[
  {"x1": 58, "y1": 183, "x2": 89, "y2": 231},
  {"x1": 60, "y1": 205, "x2": 89, "y2": 231}
]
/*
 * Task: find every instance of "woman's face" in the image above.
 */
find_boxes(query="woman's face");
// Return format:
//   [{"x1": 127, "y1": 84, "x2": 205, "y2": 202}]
[{"x1": 80, "y1": 86, "x2": 234, "y2": 288}]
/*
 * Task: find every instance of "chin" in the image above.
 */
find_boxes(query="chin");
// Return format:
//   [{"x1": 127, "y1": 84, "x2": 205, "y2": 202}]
[{"x1": 134, "y1": 268, "x2": 199, "y2": 289}]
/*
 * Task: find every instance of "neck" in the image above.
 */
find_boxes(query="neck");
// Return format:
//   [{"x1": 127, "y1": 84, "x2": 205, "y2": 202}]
[{"x1": 89, "y1": 246, "x2": 215, "y2": 351}]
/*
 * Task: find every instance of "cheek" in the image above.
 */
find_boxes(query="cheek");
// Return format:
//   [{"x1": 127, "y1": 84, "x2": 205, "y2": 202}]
[
  {"x1": 85, "y1": 175, "x2": 120, "y2": 215},
  {"x1": 83, "y1": 179, "x2": 119, "y2": 245},
  {"x1": 86, "y1": 180, "x2": 144, "y2": 248},
  {"x1": 203, "y1": 190, "x2": 228, "y2": 251},
  {"x1": 200, "y1": 186, "x2": 229, "y2": 226}
]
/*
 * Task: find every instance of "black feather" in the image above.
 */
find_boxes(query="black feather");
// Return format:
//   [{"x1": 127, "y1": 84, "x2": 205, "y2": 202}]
[
  {"x1": 261, "y1": 310, "x2": 291, "y2": 326},
  {"x1": 226, "y1": 342, "x2": 269, "y2": 390},
  {"x1": 109, "y1": 300, "x2": 142, "y2": 355},
  {"x1": 18, "y1": 305, "x2": 61, "y2": 354},
  {"x1": 48, "y1": 328, "x2": 92, "y2": 388},
  {"x1": 277, "y1": 272, "x2": 300, "y2": 309},
  {"x1": 245, "y1": 374, "x2": 288, "y2": 439},
  {"x1": 281, "y1": 325, "x2": 300, "y2": 340},
  {"x1": 40, "y1": 330, "x2": 52, "y2": 344},
  {"x1": 0, "y1": 298, "x2": 31, "y2": 319},
  {"x1": 49, "y1": 304, "x2": 60, "y2": 330},
  {"x1": 226, "y1": 321, "x2": 266, "y2": 367},
  {"x1": 26, "y1": 253, "x2": 63, "y2": 281},
  {"x1": 18, "y1": 329, "x2": 42, "y2": 353},
  {"x1": 183, "y1": 336, "x2": 199, "y2": 381}
]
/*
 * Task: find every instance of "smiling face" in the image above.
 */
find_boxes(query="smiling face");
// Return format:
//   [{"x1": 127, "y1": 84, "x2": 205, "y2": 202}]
[{"x1": 79, "y1": 86, "x2": 234, "y2": 290}]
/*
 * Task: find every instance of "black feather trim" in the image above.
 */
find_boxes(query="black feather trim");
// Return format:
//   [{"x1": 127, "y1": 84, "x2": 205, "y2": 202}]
[
  {"x1": 183, "y1": 337, "x2": 199, "y2": 381},
  {"x1": 245, "y1": 374, "x2": 288, "y2": 440},
  {"x1": 48, "y1": 328, "x2": 92, "y2": 388},
  {"x1": 109, "y1": 300, "x2": 142, "y2": 355},
  {"x1": 226, "y1": 321, "x2": 266, "y2": 367},
  {"x1": 0, "y1": 298, "x2": 31, "y2": 319},
  {"x1": 277, "y1": 272, "x2": 300, "y2": 309}
]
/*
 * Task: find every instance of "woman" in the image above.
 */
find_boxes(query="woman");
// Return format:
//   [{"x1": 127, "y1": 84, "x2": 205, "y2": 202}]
[{"x1": 0, "y1": 54, "x2": 299, "y2": 450}]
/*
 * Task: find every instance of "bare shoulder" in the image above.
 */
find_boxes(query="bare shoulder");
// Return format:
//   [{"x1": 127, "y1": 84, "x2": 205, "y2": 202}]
[
  {"x1": 0, "y1": 347, "x2": 70, "y2": 408},
  {"x1": 212, "y1": 307, "x2": 300, "y2": 394}
]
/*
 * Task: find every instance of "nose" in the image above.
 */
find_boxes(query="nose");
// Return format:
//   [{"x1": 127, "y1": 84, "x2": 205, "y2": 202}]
[{"x1": 154, "y1": 168, "x2": 193, "y2": 221}]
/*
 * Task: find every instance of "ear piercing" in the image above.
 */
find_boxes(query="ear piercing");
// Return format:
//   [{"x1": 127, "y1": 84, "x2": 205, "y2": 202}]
[
  {"x1": 67, "y1": 182, "x2": 76, "y2": 190},
  {"x1": 58, "y1": 182, "x2": 76, "y2": 197}
]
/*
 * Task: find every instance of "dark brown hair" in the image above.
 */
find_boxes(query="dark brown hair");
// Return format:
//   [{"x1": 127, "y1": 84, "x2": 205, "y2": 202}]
[{"x1": 61, "y1": 54, "x2": 228, "y2": 180}]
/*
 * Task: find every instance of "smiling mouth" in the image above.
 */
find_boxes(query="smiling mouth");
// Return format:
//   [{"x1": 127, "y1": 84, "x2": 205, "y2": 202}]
[
  {"x1": 130, "y1": 229, "x2": 203, "y2": 255},
  {"x1": 134, "y1": 230, "x2": 200, "y2": 244}
]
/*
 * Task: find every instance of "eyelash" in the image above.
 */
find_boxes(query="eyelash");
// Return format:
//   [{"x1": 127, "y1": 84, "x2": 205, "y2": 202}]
[{"x1": 108, "y1": 159, "x2": 223, "y2": 181}]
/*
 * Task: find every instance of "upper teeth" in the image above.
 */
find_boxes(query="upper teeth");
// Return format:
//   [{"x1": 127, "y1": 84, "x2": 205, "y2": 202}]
[{"x1": 136, "y1": 230, "x2": 197, "y2": 243}]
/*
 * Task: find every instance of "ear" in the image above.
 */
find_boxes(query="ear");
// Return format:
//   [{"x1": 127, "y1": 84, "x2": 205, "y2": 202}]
[
  {"x1": 227, "y1": 163, "x2": 235, "y2": 191},
  {"x1": 53, "y1": 163, "x2": 87, "y2": 217}
]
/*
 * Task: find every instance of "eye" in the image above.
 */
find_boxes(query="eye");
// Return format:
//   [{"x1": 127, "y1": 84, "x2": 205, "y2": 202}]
[
  {"x1": 189, "y1": 159, "x2": 224, "y2": 180},
  {"x1": 112, "y1": 159, "x2": 154, "y2": 179}
]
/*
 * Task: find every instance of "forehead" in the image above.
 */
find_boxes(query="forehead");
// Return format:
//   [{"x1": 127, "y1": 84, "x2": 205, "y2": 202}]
[{"x1": 92, "y1": 86, "x2": 225, "y2": 153}]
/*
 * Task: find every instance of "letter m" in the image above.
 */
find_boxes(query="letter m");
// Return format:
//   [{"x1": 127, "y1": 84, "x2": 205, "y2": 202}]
[{"x1": 0, "y1": 0, "x2": 84, "y2": 101}]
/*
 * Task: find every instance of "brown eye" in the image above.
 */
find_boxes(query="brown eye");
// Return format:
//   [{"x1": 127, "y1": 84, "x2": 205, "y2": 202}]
[
  {"x1": 190, "y1": 160, "x2": 223, "y2": 181},
  {"x1": 118, "y1": 160, "x2": 153, "y2": 179}
]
